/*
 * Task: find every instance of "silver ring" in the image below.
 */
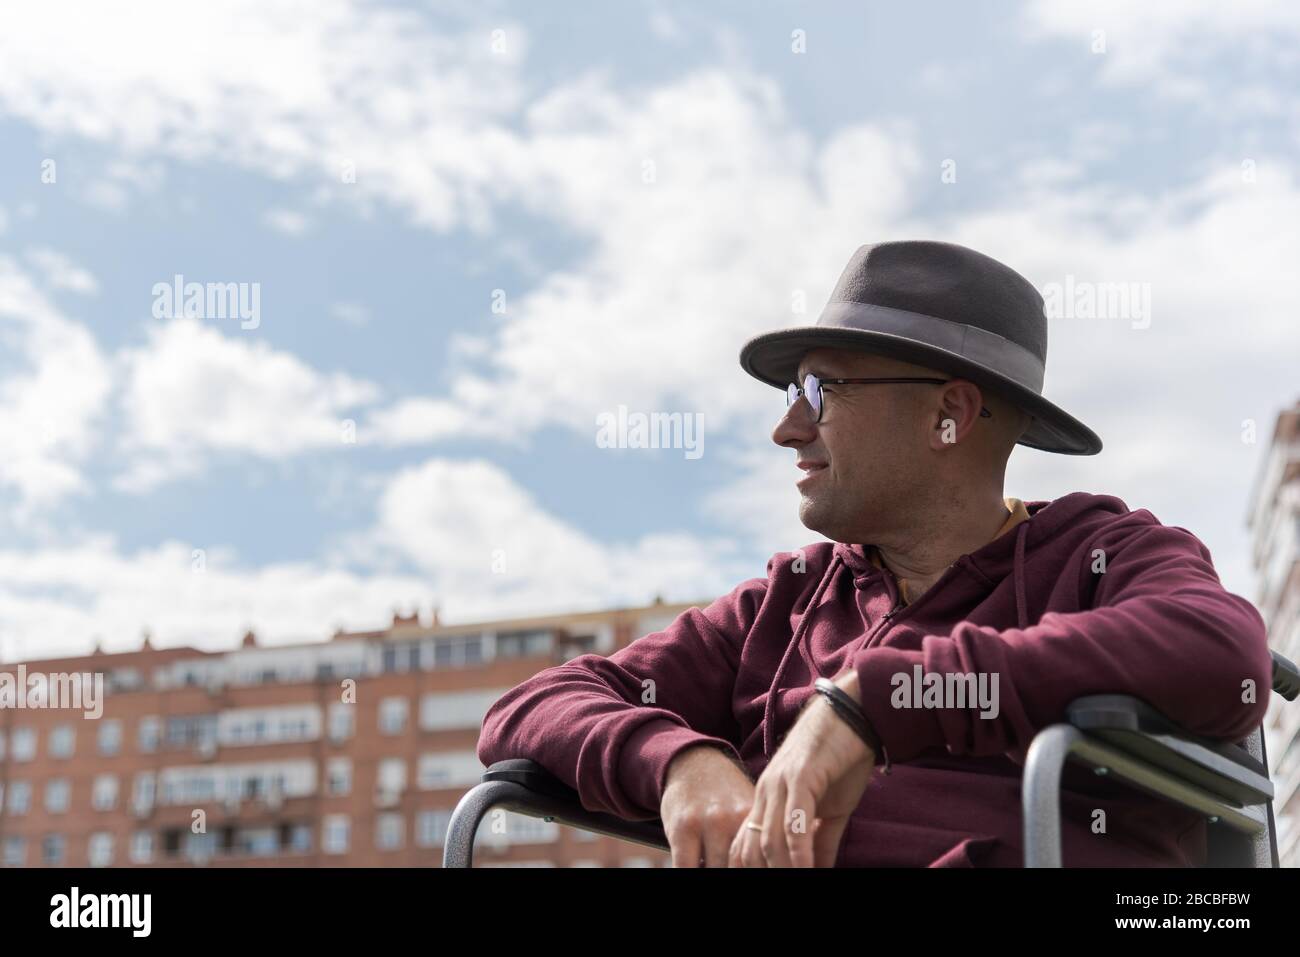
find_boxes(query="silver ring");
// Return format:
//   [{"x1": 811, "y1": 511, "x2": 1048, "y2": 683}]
[{"x1": 744, "y1": 821, "x2": 763, "y2": 832}]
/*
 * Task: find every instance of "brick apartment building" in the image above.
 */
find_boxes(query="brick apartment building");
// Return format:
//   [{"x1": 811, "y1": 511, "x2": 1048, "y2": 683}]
[
  {"x1": 1251, "y1": 400, "x2": 1300, "y2": 865},
  {"x1": 0, "y1": 599, "x2": 699, "y2": 868}
]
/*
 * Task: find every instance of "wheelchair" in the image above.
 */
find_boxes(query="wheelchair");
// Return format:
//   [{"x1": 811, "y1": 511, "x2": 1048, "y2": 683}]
[{"x1": 444, "y1": 651, "x2": 1300, "y2": 867}]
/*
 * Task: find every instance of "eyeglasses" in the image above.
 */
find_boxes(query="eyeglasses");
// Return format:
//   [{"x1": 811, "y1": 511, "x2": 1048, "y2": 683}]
[{"x1": 786, "y1": 373, "x2": 993, "y2": 424}]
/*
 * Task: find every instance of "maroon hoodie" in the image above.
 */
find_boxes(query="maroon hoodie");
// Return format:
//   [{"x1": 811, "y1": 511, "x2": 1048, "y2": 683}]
[{"x1": 477, "y1": 492, "x2": 1272, "y2": 866}]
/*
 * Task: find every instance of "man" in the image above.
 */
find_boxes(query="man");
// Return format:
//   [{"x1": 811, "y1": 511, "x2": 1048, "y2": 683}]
[{"x1": 477, "y1": 240, "x2": 1272, "y2": 867}]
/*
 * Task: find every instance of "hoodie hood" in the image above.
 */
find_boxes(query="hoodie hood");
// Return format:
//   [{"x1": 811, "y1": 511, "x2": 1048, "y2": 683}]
[{"x1": 829, "y1": 491, "x2": 1131, "y2": 628}]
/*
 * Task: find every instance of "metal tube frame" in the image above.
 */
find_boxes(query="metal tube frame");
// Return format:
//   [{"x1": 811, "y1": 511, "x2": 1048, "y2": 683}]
[
  {"x1": 1022, "y1": 724, "x2": 1269, "y2": 868},
  {"x1": 443, "y1": 780, "x2": 669, "y2": 869}
]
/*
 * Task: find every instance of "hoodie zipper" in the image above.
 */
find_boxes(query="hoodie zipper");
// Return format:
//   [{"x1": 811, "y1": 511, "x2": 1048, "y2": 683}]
[{"x1": 857, "y1": 556, "x2": 967, "y2": 653}]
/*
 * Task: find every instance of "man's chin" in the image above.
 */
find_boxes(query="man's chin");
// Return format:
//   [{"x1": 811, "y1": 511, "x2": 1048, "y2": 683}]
[{"x1": 797, "y1": 498, "x2": 835, "y2": 538}]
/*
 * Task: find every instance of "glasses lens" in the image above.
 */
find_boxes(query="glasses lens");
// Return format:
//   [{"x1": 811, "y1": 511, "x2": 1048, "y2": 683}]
[
  {"x1": 803, "y1": 373, "x2": 821, "y2": 421},
  {"x1": 786, "y1": 382, "x2": 799, "y2": 409}
]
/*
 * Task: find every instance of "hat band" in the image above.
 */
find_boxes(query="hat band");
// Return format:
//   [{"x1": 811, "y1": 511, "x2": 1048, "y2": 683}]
[{"x1": 818, "y1": 301, "x2": 1046, "y2": 394}]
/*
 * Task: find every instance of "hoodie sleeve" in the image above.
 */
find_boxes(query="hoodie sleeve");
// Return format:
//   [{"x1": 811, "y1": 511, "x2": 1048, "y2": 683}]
[
  {"x1": 850, "y1": 522, "x2": 1274, "y2": 763},
  {"x1": 476, "y1": 574, "x2": 767, "y2": 820}
]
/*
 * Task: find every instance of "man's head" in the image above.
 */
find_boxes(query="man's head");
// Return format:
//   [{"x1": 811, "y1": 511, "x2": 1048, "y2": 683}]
[
  {"x1": 771, "y1": 346, "x2": 1031, "y2": 544},
  {"x1": 740, "y1": 241, "x2": 1102, "y2": 470}
]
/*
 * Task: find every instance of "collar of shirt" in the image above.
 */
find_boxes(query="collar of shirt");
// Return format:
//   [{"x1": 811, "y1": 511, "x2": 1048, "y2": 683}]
[{"x1": 866, "y1": 496, "x2": 1030, "y2": 605}]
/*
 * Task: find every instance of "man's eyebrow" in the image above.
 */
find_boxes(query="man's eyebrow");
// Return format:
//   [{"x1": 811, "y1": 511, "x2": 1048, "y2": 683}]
[{"x1": 796, "y1": 366, "x2": 837, "y2": 380}]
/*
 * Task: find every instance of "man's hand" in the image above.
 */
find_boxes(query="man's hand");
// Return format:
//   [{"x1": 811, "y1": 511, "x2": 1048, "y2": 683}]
[
  {"x1": 729, "y1": 670, "x2": 876, "y2": 867},
  {"x1": 660, "y1": 744, "x2": 756, "y2": 867}
]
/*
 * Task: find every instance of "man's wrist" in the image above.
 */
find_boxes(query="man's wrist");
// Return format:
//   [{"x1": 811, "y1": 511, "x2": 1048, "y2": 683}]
[{"x1": 814, "y1": 676, "x2": 889, "y2": 773}]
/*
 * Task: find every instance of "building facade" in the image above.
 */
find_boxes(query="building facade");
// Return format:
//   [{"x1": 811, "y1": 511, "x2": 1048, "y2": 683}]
[
  {"x1": 0, "y1": 600, "x2": 698, "y2": 868},
  {"x1": 1249, "y1": 401, "x2": 1300, "y2": 865}
]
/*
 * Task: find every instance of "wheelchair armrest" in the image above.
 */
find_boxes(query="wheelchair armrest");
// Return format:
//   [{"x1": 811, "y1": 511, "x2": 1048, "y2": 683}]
[
  {"x1": 442, "y1": 759, "x2": 670, "y2": 867},
  {"x1": 1272, "y1": 650, "x2": 1300, "y2": 701},
  {"x1": 481, "y1": 758, "x2": 587, "y2": 801},
  {"x1": 1065, "y1": 695, "x2": 1272, "y2": 806}
]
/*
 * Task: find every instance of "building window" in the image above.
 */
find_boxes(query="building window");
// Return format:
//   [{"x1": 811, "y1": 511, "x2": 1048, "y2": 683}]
[
  {"x1": 237, "y1": 827, "x2": 279, "y2": 857},
  {"x1": 559, "y1": 635, "x2": 598, "y2": 660},
  {"x1": 130, "y1": 831, "x2": 154, "y2": 864},
  {"x1": 479, "y1": 812, "x2": 560, "y2": 848},
  {"x1": 8, "y1": 780, "x2": 32, "y2": 815},
  {"x1": 132, "y1": 773, "x2": 156, "y2": 813},
  {"x1": 0, "y1": 730, "x2": 5, "y2": 760},
  {"x1": 496, "y1": 629, "x2": 553, "y2": 659},
  {"x1": 165, "y1": 714, "x2": 217, "y2": 748},
  {"x1": 377, "y1": 758, "x2": 406, "y2": 797},
  {"x1": 379, "y1": 697, "x2": 408, "y2": 735},
  {"x1": 327, "y1": 703, "x2": 354, "y2": 743},
  {"x1": 49, "y1": 724, "x2": 75, "y2": 759},
  {"x1": 42, "y1": 834, "x2": 65, "y2": 866},
  {"x1": 326, "y1": 758, "x2": 352, "y2": 796},
  {"x1": 45, "y1": 779, "x2": 71, "y2": 814},
  {"x1": 419, "y1": 689, "x2": 505, "y2": 731},
  {"x1": 97, "y1": 719, "x2": 123, "y2": 757},
  {"x1": 11, "y1": 727, "x2": 35, "y2": 762},
  {"x1": 185, "y1": 832, "x2": 216, "y2": 864},
  {"x1": 380, "y1": 642, "x2": 421, "y2": 674},
  {"x1": 108, "y1": 668, "x2": 142, "y2": 692},
  {"x1": 375, "y1": 812, "x2": 404, "y2": 850},
  {"x1": 416, "y1": 810, "x2": 453, "y2": 848},
  {"x1": 138, "y1": 716, "x2": 161, "y2": 753},
  {"x1": 88, "y1": 833, "x2": 114, "y2": 867},
  {"x1": 92, "y1": 775, "x2": 119, "y2": 811},
  {"x1": 417, "y1": 751, "x2": 485, "y2": 790},
  {"x1": 2, "y1": 836, "x2": 26, "y2": 867},
  {"x1": 322, "y1": 815, "x2": 350, "y2": 855},
  {"x1": 431, "y1": 634, "x2": 485, "y2": 669},
  {"x1": 286, "y1": 823, "x2": 312, "y2": 854}
]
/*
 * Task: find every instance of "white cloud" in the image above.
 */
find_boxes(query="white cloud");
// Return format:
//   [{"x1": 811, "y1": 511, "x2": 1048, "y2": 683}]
[
  {"x1": 403, "y1": 71, "x2": 922, "y2": 446},
  {"x1": 0, "y1": 1, "x2": 1290, "y2": 610},
  {"x1": 0, "y1": 257, "x2": 112, "y2": 510},
  {"x1": 1022, "y1": 0, "x2": 1300, "y2": 104},
  {"x1": 262, "y1": 208, "x2": 312, "y2": 236},
  {"x1": 0, "y1": 0, "x2": 530, "y2": 232},
  {"x1": 0, "y1": 455, "x2": 751, "y2": 660},
  {"x1": 0, "y1": 535, "x2": 431, "y2": 659},
  {"x1": 24, "y1": 247, "x2": 100, "y2": 295},
  {"x1": 363, "y1": 457, "x2": 747, "y2": 622},
  {"x1": 116, "y1": 319, "x2": 381, "y2": 489}
]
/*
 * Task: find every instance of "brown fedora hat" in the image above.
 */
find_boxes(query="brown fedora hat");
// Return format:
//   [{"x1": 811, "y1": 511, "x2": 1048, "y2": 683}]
[{"x1": 739, "y1": 240, "x2": 1101, "y2": 455}]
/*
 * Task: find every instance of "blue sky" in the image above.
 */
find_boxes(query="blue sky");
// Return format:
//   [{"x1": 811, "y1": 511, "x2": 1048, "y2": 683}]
[{"x1": 0, "y1": 0, "x2": 1297, "y2": 659}]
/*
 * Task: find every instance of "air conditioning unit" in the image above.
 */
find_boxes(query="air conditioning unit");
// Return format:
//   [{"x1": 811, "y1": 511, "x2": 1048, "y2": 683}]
[
  {"x1": 223, "y1": 794, "x2": 241, "y2": 814},
  {"x1": 131, "y1": 801, "x2": 153, "y2": 819},
  {"x1": 263, "y1": 787, "x2": 283, "y2": 811},
  {"x1": 197, "y1": 739, "x2": 217, "y2": 760},
  {"x1": 375, "y1": 789, "x2": 400, "y2": 808}
]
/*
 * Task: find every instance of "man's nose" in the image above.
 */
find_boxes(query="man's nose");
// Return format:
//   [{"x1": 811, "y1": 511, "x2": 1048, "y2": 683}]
[{"x1": 772, "y1": 398, "x2": 817, "y2": 449}]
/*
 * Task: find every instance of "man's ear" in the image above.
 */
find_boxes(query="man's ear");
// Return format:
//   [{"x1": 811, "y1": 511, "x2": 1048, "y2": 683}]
[{"x1": 930, "y1": 380, "x2": 983, "y2": 449}]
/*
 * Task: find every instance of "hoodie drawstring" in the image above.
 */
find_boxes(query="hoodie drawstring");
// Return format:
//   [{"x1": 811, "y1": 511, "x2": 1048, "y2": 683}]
[
  {"x1": 1013, "y1": 521, "x2": 1029, "y2": 630},
  {"x1": 763, "y1": 552, "x2": 842, "y2": 758},
  {"x1": 764, "y1": 525, "x2": 1030, "y2": 759}
]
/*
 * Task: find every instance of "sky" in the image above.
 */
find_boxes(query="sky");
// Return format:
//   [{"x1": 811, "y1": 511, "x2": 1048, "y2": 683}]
[{"x1": 0, "y1": 0, "x2": 1296, "y2": 660}]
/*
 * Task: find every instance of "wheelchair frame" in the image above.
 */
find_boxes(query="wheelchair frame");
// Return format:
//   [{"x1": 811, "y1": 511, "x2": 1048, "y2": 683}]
[{"x1": 444, "y1": 651, "x2": 1300, "y2": 868}]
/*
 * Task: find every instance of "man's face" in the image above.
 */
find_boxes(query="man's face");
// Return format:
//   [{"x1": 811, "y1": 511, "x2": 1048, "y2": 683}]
[{"x1": 771, "y1": 347, "x2": 940, "y2": 543}]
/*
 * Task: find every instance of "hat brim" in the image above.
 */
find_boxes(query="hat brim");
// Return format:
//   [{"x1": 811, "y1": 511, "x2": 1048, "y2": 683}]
[{"x1": 739, "y1": 326, "x2": 1102, "y2": 455}]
